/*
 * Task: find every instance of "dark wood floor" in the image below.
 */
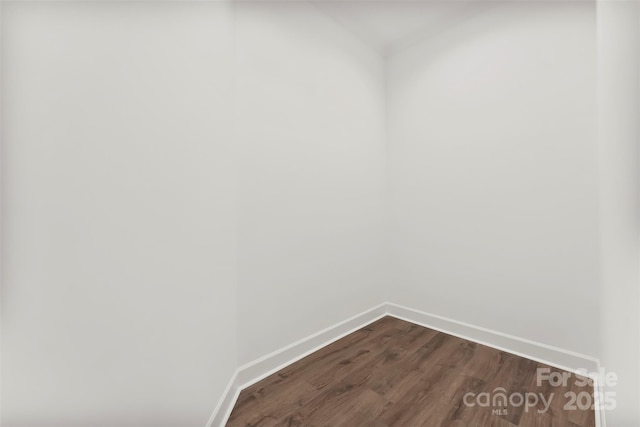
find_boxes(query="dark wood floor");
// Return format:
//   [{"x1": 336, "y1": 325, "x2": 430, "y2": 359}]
[{"x1": 227, "y1": 316, "x2": 596, "y2": 427}]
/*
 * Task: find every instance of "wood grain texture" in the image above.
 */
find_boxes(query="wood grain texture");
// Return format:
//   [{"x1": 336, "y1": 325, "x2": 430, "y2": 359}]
[{"x1": 227, "y1": 316, "x2": 596, "y2": 427}]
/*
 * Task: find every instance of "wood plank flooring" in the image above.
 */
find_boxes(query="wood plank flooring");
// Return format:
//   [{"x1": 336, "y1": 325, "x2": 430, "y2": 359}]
[{"x1": 227, "y1": 316, "x2": 596, "y2": 427}]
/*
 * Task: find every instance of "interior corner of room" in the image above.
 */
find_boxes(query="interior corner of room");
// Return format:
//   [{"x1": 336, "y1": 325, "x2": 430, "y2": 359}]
[{"x1": 1, "y1": 0, "x2": 639, "y2": 426}]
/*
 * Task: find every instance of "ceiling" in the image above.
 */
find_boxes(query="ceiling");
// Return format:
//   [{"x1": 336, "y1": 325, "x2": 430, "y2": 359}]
[{"x1": 310, "y1": 1, "x2": 502, "y2": 55}]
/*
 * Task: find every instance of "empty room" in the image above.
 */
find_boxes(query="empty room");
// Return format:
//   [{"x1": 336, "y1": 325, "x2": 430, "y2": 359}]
[{"x1": 1, "y1": 0, "x2": 639, "y2": 426}]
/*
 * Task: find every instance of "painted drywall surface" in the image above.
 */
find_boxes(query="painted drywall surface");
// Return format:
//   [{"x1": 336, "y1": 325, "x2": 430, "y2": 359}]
[
  {"x1": 388, "y1": 2, "x2": 601, "y2": 357},
  {"x1": 597, "y1": 1, "x2": 640, "y2": 425},
  {"x1": 234, "y1": 1, "x2": 387, "y2": 364},
  {"x1": 1, "y1": 2, "x2": 237, "y2": 426}
]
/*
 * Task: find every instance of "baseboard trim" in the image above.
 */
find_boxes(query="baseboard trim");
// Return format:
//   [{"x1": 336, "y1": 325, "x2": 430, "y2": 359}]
[
  {"x1": 386, "y1": 302, "x2": 600, "y2": 374},
  {"x1": 207, "y1": 301, "x2": 603, "y2": 427},
  {"x1": 206, "y1": 370, "x2": 239, "y2": 427},
  {"x1": 207, "y1": 302, "x2": 388, "y2": 427}
]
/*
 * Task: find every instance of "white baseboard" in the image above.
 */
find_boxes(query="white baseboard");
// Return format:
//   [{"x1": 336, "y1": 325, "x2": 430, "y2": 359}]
[
  {"x1": 207, "y1": 302, "x2": 388, "y2": 427},
  {"x1": 386, "y1": 302, "x2": 601, "y2": 374},
  {"x1": 206, "y1": 370, "x2": 240, "y2": 427},
  {"x1": 207, "y1": 301, "x2": 603, "y2": 427}
]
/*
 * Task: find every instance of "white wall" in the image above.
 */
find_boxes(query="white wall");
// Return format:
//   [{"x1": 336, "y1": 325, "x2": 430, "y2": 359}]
[
  {"x1": 3, "y1": 1, "x2": 638, "y2": 426},
  {"x1": 1, "y1": 2, "x2": 237, "y2": 426},
  {"x1": 597, "y1": 1, "x2": 640, "y2": 425},
  {"x1": 388, "y1": 1, "x2": 601, "y2": 357},
  {"x1": 234, "y1": 1, "x2": 387, "y2": 364},
  {"x1": 1, "y1": 1, "x2": 388, "y2": 423}
]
